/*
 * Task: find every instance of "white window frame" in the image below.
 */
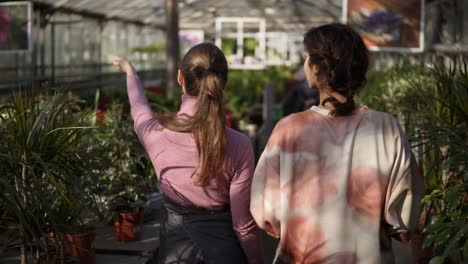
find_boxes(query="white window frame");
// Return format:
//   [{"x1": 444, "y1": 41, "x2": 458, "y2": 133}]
[{"x1": 215, "y1": 17, "x2": 266, "y2": 70}]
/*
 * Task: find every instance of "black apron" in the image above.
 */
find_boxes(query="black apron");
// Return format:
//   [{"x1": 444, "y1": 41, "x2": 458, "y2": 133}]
[{"x1": 158, "y1": 197, "x2": 248, "y2": 264}]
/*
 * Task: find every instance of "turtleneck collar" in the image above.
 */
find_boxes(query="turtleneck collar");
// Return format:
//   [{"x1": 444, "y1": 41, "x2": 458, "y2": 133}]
[{"x1": 178, "y1": 94, "x2": 198, "y2": 116}]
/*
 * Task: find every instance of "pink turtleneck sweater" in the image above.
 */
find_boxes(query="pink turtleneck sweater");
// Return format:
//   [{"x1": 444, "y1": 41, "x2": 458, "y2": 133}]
[{"x1": 126, "y1": 74, "x2": 264, "y2": 264}]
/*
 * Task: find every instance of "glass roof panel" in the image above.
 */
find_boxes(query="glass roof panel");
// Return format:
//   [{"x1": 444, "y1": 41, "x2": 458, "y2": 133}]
[{"x1": 32, "y1": 0, "x2": 342, "y2": 33}]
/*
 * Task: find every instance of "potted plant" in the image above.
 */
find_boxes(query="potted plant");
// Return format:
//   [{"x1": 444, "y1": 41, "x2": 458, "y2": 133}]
[
  {"x1": 46, "y1": 185, "x2": 97, "y2": 264},
  {"x1": 0, "y1": 90, "x2": 94, "y2": 263},
  {"x1": 113, "y1": 205, "x2": 144, "y2": 242},
  {"x1": 83, "y1": 99, "x2": 158, "y2": 242}
]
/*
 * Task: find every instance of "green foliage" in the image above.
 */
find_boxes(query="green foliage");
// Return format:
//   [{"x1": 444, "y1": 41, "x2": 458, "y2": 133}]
[
  {"x1": 81, "y1": 98, "x2": 158, "y2": 223},
  {"x1": 224, "y1": 66, "x2": 294, "y2": 121},
  {"x1": 0, "y1": 90, "x2": 92, "y2": 255},
  {"x1": 145, "y1": 91, "x2": 182, "y2": 113},
  {"x1": 357, "y1": 65, "x2": 429, "y2": 124},
  {"x1": 221, "y1": 39, "x2": 236, "y2": 57},
  {"x1": 359, "y1": 57, "x2": 468, "y2": 263},
  {"x1": 422, "y1": 184, "x2": 468, "y2": 263},
  {"x1": 0, "y1": 86, "x2": 162, "y2": 258},
  {"x1": 244, "y1": 38, "x2": 257, "y2": 56},
  {"x1": 92, "y1": 86, "x2": 182, "y2": 114},
  {"x1": 417, "y1": 59, "x2": 468, "y2": 263},
  {"x1": 132, "y1": 43, "x2": 165, "y2": 54}
]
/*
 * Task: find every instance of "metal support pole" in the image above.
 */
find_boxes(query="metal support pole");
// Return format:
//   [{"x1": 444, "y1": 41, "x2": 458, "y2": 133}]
[
  {"x1": 51, "y1": 22, "x2": 55, "y2": 85},
  {"x1": 40, "y1": 14, "x2": 46, "y2": 78},
  {"x1": 98, "y1": 21, "x2": 104, "y2": 89},
  {"x1": 165, "y1": 0, "x2": 180, "y2": 99},
  {"x1": 262, "y1": 82, "x2": 275, "y2": 151},
  {"x1": 32, "y1": 10, "x2": 39, "y2": 88}
]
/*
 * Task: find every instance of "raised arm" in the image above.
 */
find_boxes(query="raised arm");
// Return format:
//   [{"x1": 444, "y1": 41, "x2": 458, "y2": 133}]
[{"x1": 112, "y1": 57, "x2": 154, "y2": 137}]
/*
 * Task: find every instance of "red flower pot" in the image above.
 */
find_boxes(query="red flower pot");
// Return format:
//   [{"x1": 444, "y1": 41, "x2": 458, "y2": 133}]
[
  {"x1": 49, "y1": 225, "x2": 95, "y2": 264},
  {"x1": 65, "y1": 230, "x2": 95, "y2": 264},
  {"x1": 114, "y1": 207, "x2": 144, "y2": 242}
]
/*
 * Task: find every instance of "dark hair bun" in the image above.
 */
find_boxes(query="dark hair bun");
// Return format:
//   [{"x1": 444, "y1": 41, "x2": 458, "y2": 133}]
[{"x1": 304, "y1": 23, "x2": 369, "y2": 116}]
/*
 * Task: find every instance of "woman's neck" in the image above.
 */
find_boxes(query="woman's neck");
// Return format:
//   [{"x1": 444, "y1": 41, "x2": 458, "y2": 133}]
[
  {"x1": 317, "y1": 86, "x2": 348, "y2": 110},
  {"x1": 318, "y1": 92, "x2": 335, "y2": 110},
  {"x1": 318, "y1": 89, "x2": 361, "y2": 114}
]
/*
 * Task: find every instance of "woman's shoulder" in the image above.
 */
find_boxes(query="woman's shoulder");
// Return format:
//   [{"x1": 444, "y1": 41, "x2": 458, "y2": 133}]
[
  {"x1": 364, "y1": 108, "x2": 400, "y2": 125},
  {"x1": 274, "y1": 110, "x2": 322, "y2": 134},
  {"x1": 225, "y1": 128, "x2": 254, "y2": 159},
  {"x1": 226, "y1": 128, "x2": 251, "y2": 145},
  {"x1": 363, "y1": 108, "x2": 406, "y2": 138}
]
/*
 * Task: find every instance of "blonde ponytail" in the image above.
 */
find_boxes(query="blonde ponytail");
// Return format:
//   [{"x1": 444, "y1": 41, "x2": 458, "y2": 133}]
[{"x1": 158, "y1": 43, "x2": 229, "y2": 186}]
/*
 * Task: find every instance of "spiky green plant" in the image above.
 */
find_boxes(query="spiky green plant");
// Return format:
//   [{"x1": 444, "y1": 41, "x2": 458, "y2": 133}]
[
  {"x1": 415, "y1": 58, "x2": 468, "y2": 264},
  {"x1": 0, "y1": 90, "x2": 92, "y2": 263},
  {"x1": 359, "y1": 56, "x2": 468, "y2": 263}
]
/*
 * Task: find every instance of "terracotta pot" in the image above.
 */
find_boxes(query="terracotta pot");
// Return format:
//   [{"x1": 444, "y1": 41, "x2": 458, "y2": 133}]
[
  {"x1": 114, "y1": 207, "x2": 144, "y2": 242},
  {"x1": 65, "y1": 231, "x2": 95, "y2": 264}
]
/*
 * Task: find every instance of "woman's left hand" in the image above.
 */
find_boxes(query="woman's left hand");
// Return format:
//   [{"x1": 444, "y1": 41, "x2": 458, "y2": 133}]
[{"x1": 111, "y1": 56, "x2": 136, "y2": 76}]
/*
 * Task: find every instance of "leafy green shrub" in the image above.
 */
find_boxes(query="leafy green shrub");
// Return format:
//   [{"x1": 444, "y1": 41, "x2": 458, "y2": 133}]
[
  {"x1": 225, "y1": 66, "x2": 294, "y2": 122},
  {"x1": 145, "y1": 90, "x2": 182, "y2": 113},
  {"x1": 0, "y1": 90, "x2": 93, "y2": 261},
  {"x1": 81, "y1": 99, "x2": 158, "y2": 223},
  {"x1": 359, "y1": 57, "x2": 468, "y2": 263}
]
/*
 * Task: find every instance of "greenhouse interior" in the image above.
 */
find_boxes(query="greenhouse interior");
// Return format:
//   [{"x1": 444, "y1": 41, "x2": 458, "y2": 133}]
[{"x1": 0, "y1": 0, "x2": 467, "y2": 263}]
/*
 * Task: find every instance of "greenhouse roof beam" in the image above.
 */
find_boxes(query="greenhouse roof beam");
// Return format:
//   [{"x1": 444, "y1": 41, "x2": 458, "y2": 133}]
[
  {"x1": 33, "y1": 0, "x2": 163, "y2": 28},
  {"x1": 31, "y1": 0, "x2": 342, "y2": 32}
]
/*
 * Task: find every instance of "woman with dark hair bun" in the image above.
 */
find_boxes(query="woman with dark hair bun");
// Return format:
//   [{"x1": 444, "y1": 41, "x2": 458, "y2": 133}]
[
  {"x1": 113, "y1": 43, "x2": 264, "y2": 264},
  {"x1": 251, "y1": 24, "x2": 425, "y2": 263},
  {"x1": 303, "y1": 23, "x2": 369, "y2": 117}
]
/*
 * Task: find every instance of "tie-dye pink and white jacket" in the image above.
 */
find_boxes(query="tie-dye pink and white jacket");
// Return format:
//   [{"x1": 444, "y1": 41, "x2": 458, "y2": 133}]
[{"x1": 251, "y1": 105, "x2": 424, "y2": 263}]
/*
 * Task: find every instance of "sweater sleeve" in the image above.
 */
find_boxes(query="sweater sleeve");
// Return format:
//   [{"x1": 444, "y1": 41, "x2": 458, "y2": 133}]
[
  {"x1": 126, "y1": 74, "x2": 156, "y2": 142},
  {"x1": 250, "y1": 122, "x2": 283, "y2": 238},
  {"x1": 230, "y1": 136, "x2": 265, "y2": 264},
  {"x1": 384, "y1": 118, "x2": 425, "y2": 241}
]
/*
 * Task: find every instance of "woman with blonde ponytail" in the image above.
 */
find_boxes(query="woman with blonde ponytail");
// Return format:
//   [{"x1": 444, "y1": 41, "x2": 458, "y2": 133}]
[{"x1": 113, "y1": 43, "x2": 264, "y2": 264}]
